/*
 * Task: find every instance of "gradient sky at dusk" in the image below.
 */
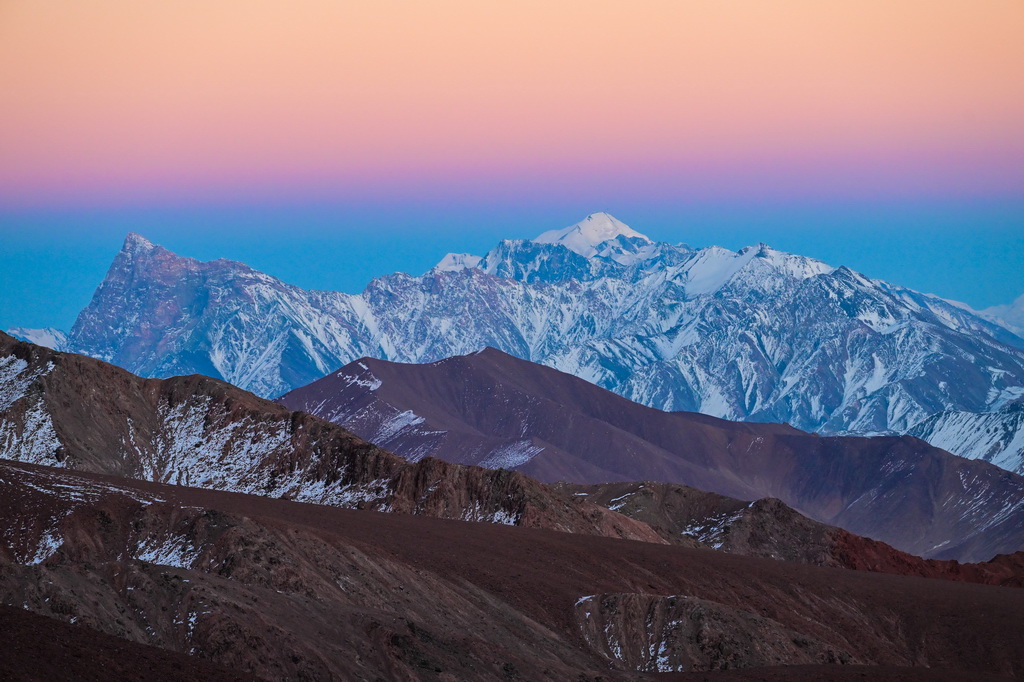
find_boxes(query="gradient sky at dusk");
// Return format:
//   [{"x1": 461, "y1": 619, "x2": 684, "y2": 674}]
[
  {"x1": 3, "y1": 0, "x2": 1023, "y2": 205},
  {"x1": 1, "y1": 1, "x2": 1022, "y2": 330}
]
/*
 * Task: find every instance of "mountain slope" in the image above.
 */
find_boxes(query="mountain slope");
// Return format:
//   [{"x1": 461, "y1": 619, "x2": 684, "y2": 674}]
[
  {"x1": 908, "y1": 400, "x2": 1024, "y2": 474},
  {"x1": 0, "y1": 331, "x2": 659, "y2": 544},
  {"x1": 60, "y1": 215, "x2": 1024, "y2": 473},
  {"x1": 3, "y1": 460, "x2": 1023, "y2": 679},
  {"x1": 983, "y1": 293, "x2": 1024, "y2": 337},
  {"x1": 0, "y1": 604, "x2": 254, "y2": 682},
  {"x1": 6, "y1": 327, "x2": 67, "y2": 350},
  {"x1": 277, "y1": 348, "x2": 1024, "y2": 562},
  {"x1": 561, "y1": 481, "x2": 1024, "y2": 587}
]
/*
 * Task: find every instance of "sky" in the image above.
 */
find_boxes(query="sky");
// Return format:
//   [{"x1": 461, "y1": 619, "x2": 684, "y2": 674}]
[{"x1": 0, "y1": 1, "x2": 1022, "y2": 330}]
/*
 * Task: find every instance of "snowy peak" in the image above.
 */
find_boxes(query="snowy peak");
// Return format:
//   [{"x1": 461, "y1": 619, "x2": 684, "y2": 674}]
[
  {"x1": 434, "y1": 252, "x2": 483, "y2": 272},
  {"x1": 6, "y1": 328, "x2": 67, "y2": 351},
  {"x1": 983, "y1": 293, "x2": 1024, "y2": 336},
  {"x1": 122, "y1": 232, "x2": 158, "y2": 254},
  {"x1": 534, "y1": 212, "x2": 651, "y2": 258}
]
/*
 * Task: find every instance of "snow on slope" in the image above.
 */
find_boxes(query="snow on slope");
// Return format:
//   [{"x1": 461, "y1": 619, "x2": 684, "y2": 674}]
[
  {"x1": 909, "y1": 402, "x2": 1024, "y2": 475},
  {"x1": 0, "y1": 356, "x2": 61, "y2": 465},
  {"x1": 983, "y1": 294, "x2": 1024, "y2": 337},
  {"x1": 534, "y1": 212, "x2": 651, "y2": 259},
  {"x1": 57, "y1": 216, "x2": 1024, "y2": 472},
  {"x1": 6, "y1": 328, "x2": 67, "y2": 351}
]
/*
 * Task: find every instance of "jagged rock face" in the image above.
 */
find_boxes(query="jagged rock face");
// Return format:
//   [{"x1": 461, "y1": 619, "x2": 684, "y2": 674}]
[
  {"x1": 279, "y1": 348, "x2": 1024, "y2": 563},
  {"x1": 0, "y1": 332, "x2": 660, "y2": 544},
  {"x1": 61, "y1": 217, "x2": 1024, "y2": 463},
  {"x1": 4, "y1": 461, "x2": 1024, "y2": 680},
  {"x1": 568, "y1": 482, "x2": 1024, "y2": 587}
]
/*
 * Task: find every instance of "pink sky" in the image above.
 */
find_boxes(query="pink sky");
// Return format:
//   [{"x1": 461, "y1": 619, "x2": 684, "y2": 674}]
[{"x1": 2, "y1": 0, "x2": 1022, "y2": 207}]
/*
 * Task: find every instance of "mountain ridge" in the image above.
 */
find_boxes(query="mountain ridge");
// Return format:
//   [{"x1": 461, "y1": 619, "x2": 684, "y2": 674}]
[
  {"x1": 278, "y1": 346, "x2": 1024, "y2": 562},
  {"x1": 39, "y1": 215, "x2": 1024, "y2": 473},
  {"x1": 0, "y1": 331, "x2": 662, "y2": 544}
]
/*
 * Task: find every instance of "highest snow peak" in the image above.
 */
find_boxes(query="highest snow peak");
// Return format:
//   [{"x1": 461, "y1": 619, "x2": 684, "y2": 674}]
[{"x1": 534, "y1": 212, "x2": 652, "y2": 257}]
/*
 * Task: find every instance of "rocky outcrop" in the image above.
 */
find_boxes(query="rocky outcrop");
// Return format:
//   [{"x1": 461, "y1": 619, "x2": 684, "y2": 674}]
[
  {"x1": 574, "y1": 593, "x2": 855, "y2": 673},
  {"x1": 570, "y1": 481, "x2": 1024, "y2": 587}
]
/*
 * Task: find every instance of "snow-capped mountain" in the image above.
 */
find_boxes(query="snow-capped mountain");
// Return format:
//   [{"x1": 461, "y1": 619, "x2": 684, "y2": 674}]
[
  {"x1": 908, "y1": 400, "x2": 1024, "y2": 475},
  {"x1": 61, "y1": 214, "x2": 1024, "y2": 471},
  {"x1": 983, "y1": 293, "x2": 1024, "y2": 337},
  {"x1": 6, "y1": 327, "x2": 67, "y2": 351}
]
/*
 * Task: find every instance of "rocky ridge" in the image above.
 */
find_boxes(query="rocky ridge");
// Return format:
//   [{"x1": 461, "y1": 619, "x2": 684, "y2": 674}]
[
  {"x1": 564, "y1": 481, "x2": 1024, "y2": 587},
  {"x1": 0, "y1": 331, "x2": 658, "y2": 544}
]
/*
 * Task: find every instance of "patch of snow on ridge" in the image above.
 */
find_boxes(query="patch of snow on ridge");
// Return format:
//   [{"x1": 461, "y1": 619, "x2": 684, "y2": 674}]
[
  {"x1": 0, "y1": 357, "x2": 63, "y2": 466},
  {"x1": 0, "y1": 356, "x2": 53, "y2": 411},
  {"x1": 135, "y1": 534, "x2": 199, "y2": 569},
  {"x1": 151, "y1": 396, "x2": 292, "y2": 489},
  {"x1": 327, "y1": 366, "x2": 383, "y2": 393},
  {"x1": 607, "y1": 491, "x2": 636, "y2": 511},
  {"x1": 3, "y1": 465, "x2": 169, "y2": 505},
  {"x1": 458, "y1": 501, "x2": 521, "y2": 526},
  {"x1": 478, "y1": 440, "x2": 544, "y2": 469},
  {"x1": 289, "y1": 476, "x2": 392, "y2": 508},
  {"x1": 680, "y1": 505, "x2": 751, "y2": 549},
  {"x1": 26, "y1": 526, "x2": 63, "y2": 565},
  {"x1": 372, "y1": 409, "x2": 425, "y2": 442}
]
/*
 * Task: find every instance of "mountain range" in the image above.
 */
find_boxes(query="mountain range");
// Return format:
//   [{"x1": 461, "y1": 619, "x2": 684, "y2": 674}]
[
  {"x1": 277, "y1": 348, "x2": 1024, "y2": 562},
  {"x1": 4, "y1": 296, "x2": 1024, "y2": 677},
  {"x1": 6, "y1": 329, "x2": 1024, "y2": 574},
  {"x1": 32, "y1": 213, "x2": 1024, "y2": 474}
]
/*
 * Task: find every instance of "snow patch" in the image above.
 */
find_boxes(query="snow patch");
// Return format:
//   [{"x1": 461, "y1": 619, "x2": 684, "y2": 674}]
[
  {"x1": 478, "y1": 440, "x2": 544, "y2": 469},
  {"x1": 135, "y1": 534, "x2": 199, "y2": 569}
]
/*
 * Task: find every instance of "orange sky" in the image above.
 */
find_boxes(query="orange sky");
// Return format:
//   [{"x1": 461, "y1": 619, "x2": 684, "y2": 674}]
[{"x1": 2, "y1": 0, "x2": 1023, "y2": 205}]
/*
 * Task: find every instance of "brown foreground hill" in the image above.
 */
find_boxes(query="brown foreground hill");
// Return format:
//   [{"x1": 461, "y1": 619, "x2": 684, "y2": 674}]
[
  {"x1": 0, "y1": 604, "x2": 254, "y2": 682},
  {"x1": 1, "y1": 460, "x2": 1022, "y2": 681}
]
